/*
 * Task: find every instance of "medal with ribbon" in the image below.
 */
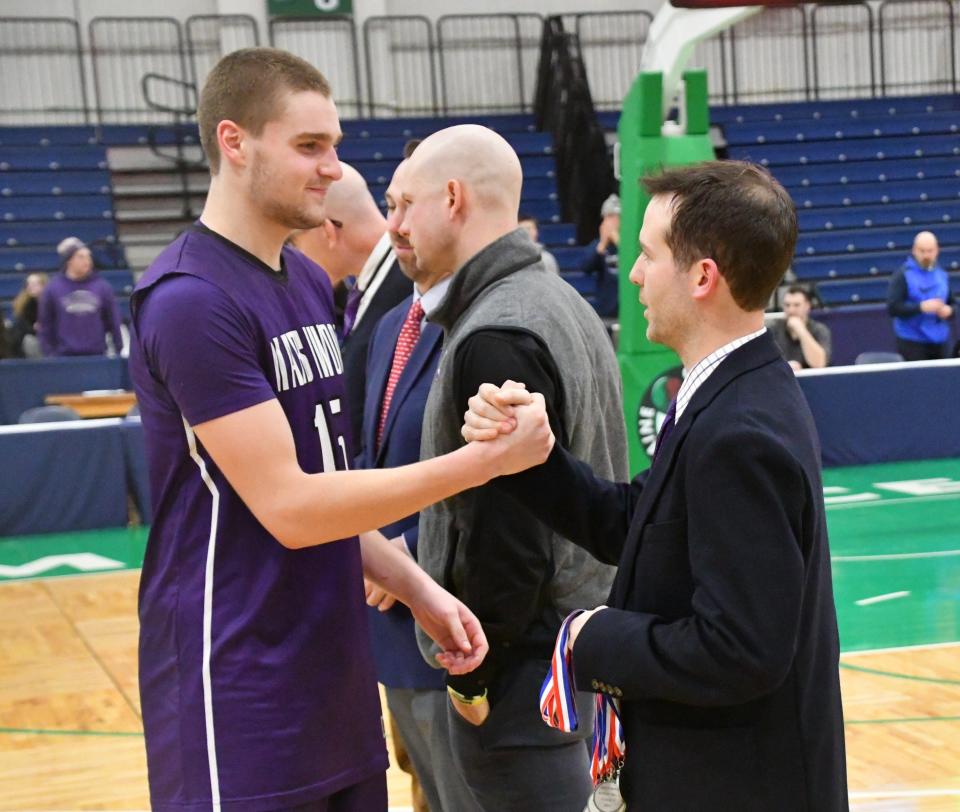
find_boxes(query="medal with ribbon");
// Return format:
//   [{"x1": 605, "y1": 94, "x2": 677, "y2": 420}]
[{"x1": 540, "y1": 610, "x2": 626, "y2": 811}]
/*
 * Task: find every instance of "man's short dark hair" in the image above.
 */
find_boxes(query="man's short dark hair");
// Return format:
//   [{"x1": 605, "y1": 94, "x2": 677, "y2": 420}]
[
  {"x1": 785, "y1": 285, "x2": 813, "y2": 303},
  {"x1": 643, "y1": 161, "x2": 798, "y2": 312},
  {"x1": 197, "y1": 48, "x2": 332, "y2": 174},
  {"x1": 518, "y1": 212, "x2": 538, "y2": 225}
]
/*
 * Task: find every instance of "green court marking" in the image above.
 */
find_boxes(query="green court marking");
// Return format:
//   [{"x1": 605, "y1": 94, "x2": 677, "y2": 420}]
[
  {"x1": 825, "y1": 458, "x2": 960, "y2": 653},
  {"x1": 845, "y1": 716, "x2": 960, "y2": 726},
  {"x1": 0, "y1": 727, "x2": 142, "y2": 737},
  {"x1": 840, "y1": 662, "x2": 960, "y2": 687},
  {"x1": 0, "y1": 526, "x2": 147, "y2": 582}
]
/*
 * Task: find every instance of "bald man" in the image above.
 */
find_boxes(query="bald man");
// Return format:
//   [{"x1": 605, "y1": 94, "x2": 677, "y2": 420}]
[
  {"x1": 887, "y1": 230, "x2": 955, "y2": 361},
  {"x1": 393, "y1": 125, "x2": 629, "y2": 811},
  {"x1": 293, "y1": 162, "x2": 411, "y2": 447}
]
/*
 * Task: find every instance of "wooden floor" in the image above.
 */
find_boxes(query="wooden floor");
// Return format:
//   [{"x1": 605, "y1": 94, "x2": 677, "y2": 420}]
[{"x1": 1, "y1": 570, "x2": 958, "y2": 811}]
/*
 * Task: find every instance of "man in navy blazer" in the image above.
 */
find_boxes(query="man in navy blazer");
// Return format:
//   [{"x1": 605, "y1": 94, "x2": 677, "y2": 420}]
[
  {"x1": 357, "y1": 158, "x2": 480, "y2": 812},
  {"x1": 465, "y1": 162, "x2": 848, "y2": 811}
]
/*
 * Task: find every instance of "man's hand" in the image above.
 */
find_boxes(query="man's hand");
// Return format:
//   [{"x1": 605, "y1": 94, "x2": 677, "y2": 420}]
[
  {"x1": 478, "y1": 393, "x2": 554, "y2": 478},
  {"x1": 938, "y1": 303, "x2": 954, "y2": 320},
  {"x1": 364, "y1": 578, "x2": 397, "y2": 612},
  {"x1": 449, "y1": 692, "x2": 490, "y2": 726},
  {"x1": 785, "y1": 315, "x2": 806, "y2": 339},
  {"x1": 921, "y1": 297, "x2": 945, "y2": 314},
  {"x1": 788, "y1": 360, "x2": 803, "y2": 372},
  {"x1": 462, "y1": 380, "x2": 531, "y2": 442},
  {"x1": 409, "y1": 580, "x2": 489, "y2": 675},
  {"x1": 569, "y1": 606, "x2": 606, "y2": 648}
]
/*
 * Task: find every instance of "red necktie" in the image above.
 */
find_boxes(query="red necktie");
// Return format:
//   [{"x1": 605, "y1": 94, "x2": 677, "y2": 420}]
[{"x1": 377, "y1": 299, "x2": 425, "y2": 448}]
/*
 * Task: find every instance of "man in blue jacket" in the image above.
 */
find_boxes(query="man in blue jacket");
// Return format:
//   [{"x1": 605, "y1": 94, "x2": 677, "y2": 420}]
[{"x1": 887, "y1": 231, "x2": 955, "y2": 360}]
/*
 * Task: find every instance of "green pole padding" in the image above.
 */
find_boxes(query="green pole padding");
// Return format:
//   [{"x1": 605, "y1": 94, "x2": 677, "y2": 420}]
[{"x1": 616, "y1": 69, "x2": 715, "y2": 475}]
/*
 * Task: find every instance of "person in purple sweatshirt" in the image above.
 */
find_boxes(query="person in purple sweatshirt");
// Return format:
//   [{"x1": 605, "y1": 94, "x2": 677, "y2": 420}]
[
  {"x1": 37, "y1": 237, "x2": 123, "y2": 356},
  {"x1": 128, "y1": 47, "x2": 553, "y2": 812}
]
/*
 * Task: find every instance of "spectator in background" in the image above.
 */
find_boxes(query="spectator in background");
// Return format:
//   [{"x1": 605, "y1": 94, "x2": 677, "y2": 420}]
[
  {"x1": 579, "y1": 193, "x2": 620, "y2": 318},
  {"x1": 38, "y1": 238, "x2": 123, "y2": 357},
  {"x1": 518, "y1": 212, "x2": 560, "y2": 274},
  {"x1": 771, "y1": 285, "x2": 831, "y2": 370},
  {"x1": 8, "y1": 272, "x2": 48, "y2": 358},
  {"x1": 887, "y1": 231, "x2": 955, "y2": 361},
  {"x1": 293, "y1": 163, "x2": 410, "y2": 450}
]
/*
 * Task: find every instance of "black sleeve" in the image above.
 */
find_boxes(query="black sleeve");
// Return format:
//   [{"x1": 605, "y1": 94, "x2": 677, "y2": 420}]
[
  {"x1": 446, "y1": 329, "x2": 563, "y2": 695},
  {"x1": 887, "y1": 268, "x2": 920, "y2": 318}
]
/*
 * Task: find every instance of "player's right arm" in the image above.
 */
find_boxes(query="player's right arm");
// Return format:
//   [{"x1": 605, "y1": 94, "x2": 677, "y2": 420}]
[
  {"x1": 192, "y1": 396, "x2": 550, "y2": 548},
  {"x1": 136, "y1": 275, "x2": 553, "y2": 550}
]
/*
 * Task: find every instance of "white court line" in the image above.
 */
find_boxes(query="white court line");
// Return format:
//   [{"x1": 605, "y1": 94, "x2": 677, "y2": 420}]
[
  {"x1": 832, "y1": 549, "x2": 960, "y2": 562},
  {"x1": 826, "y1": 493, "x2": 960, "y2": 510},
  {"x1": 842, "y1": 641, "x2": 960, "y2": 658},
  {"x1": 855, "y1": 591, "x2": 910, "y2": 607},
  {"x1": 850, "y1": 789, "x2": 960, "y2": 799}
]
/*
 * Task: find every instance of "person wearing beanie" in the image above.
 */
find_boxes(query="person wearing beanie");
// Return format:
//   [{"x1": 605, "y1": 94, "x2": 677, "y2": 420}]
[
  {"x1": 37, "y1": 237, "x2": 124, "y2": 357},
  {"x1": 579, "y1": 193, "x2": 621, "y2": 318}
]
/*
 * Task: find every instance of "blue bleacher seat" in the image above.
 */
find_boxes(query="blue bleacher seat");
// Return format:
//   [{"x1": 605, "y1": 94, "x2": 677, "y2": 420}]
[
  {"x1": 0, "y1": 146, "x2": 108, "y2": 172},
  {"x1": 339, "y1": 113, "x2": 538, "y2": 140},
  {"x1": 353, "y1": 155, "x2": 556, "y2": 187},
  {"x1": 0, "y1": 126, "x2": 97, "y2": 148},
  {"x1": 797, "y1": 200, "x2": 960, "y2": 232},
  {"x1": 0, "y1": 170, "x2": 112, "y2": 196},
  {"x1": 816, "y1": 278, "x2": 890, "y2": 305},
  {"x1": 709, "y1": 94, "x2": 959, "y2": 126},
  {"x1": 0, "y1": 220, "x2": 117, "y2": 247},
  {"x1": 537, "y1": 223, "x2": 577, "y2": 247},
  {"x1": 552, "y1": 246, "x2": 586, "y2": 271},
  {"x1": 0, "y1": 245, "x2": 126, "y2": 272},
  {"x1": 0, "y1": 194, "x2": 113, "y2": 222},
  {"x1": 559, "y1": 270, "x2": 596, "y2": 296},
  {"x1": 723, "y1": 110, "x2": 959, "y2": 147},
  {"x1": 774, "y1": 157, "x2": 960, "y2": 187},
  {"x1": 788, "y1": 178, "x2": 960, "y2": 208},
  {"x1": 796, "y1": 223, "x2": 960, "y2": 257},
  {"x1": 730, "y1": 133, "x2": 960, "y2": 167},
  {"x1": 793, "y1": 248, "x2": 960, "y2": 281}
]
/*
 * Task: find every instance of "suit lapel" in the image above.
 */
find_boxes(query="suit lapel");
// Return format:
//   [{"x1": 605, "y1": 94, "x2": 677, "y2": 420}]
[
  {"x1": 610, "y1": 332, "x2": 783, "y2": 606},
  {"x1": 374, "y1": 323, "x2": 442, "y2": 467}
]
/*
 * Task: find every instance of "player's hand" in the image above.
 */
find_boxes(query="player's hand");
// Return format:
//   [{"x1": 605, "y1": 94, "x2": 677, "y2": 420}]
[
  {"x1": 462, "y1": 380, "x2": 531, "y2": 442},
  {"x1": 921, "y1": 297, "x2": 945, "y2": 314},
  {"x1": 938, "y1": 304, "x2": 953, "y2": 320},
  {"x1": 410, "y1": 582, "x2": 489, "y2": 675},
  {"x1": 483, "y1": 393, "x2": 554, "y2": 477},
  {"x1": 449, "y1": 694, "x2": 491, "y2": 726},
  {"x1": 364, "y1": 577, "x2": 397, "y2": 612}
]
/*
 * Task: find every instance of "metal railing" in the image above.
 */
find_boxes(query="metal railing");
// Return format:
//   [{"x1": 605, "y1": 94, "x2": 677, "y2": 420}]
[
  {"x1": 0, "y1": 7, "x2": 958, "y2": 128},
  {"x1": 268, "y1": 16, "x2": 364, "y2": 119},
  {"x1": 0, "y1": 18, "x2": 89, "y2": 125},
  {"x1": 363, "y1": 16, "x2": 438, "y2": 117}
]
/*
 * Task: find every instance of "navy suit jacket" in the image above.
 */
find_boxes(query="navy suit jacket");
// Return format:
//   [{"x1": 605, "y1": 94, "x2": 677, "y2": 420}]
[
  {"x1": 358, "y1": 295, "x2": 445, "y2": 689},
  {"x1": 502, "y1": 332, "x2": 848, "y2": 810}
]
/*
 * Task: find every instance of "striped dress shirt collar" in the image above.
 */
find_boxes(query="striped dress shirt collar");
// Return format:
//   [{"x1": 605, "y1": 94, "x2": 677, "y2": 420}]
[{"x1": 675, "y1": 327, "x2": 767, "y2": 423}]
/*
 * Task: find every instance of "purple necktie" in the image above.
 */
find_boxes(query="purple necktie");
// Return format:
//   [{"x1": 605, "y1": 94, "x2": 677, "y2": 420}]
[
  {"x1": 653, "y1": 399, "x2": 677, "y2": 463},
  {"x1": 342, "y1": 284, "x2": 363, "y2": 337}
]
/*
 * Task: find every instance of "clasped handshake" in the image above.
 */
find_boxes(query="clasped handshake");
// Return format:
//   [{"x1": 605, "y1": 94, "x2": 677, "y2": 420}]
[{"x1": 461, "y1": 379, "x2": 554, "y2": 466}]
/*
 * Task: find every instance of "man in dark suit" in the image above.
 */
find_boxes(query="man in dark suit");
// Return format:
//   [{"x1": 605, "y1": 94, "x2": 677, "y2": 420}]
[
  {"x1": 358, "y1": 157, "x2": 481, "y2": 812},
  {"x1": 465, "y1": 161, "x2": 848, "y2": 811},
  {"x1": 293, "y1": 161, "x2": 410, "y2": 450}
]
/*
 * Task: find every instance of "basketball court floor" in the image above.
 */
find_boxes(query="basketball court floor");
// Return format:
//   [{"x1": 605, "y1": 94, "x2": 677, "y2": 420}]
[{"x1": 1, "y1": 457, "x2": 958, "y2": 810}]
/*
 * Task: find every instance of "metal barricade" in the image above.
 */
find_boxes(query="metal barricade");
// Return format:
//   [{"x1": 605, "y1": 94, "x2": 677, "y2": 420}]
[
  {"x1": 437, "y1": 14, "x2": 544, "y2": 115},
  {"x1": 729, "y1": 6, "x2": 811, "y2": 104},
  {"x1": 268, "y1": 16, "x2": 364, "y2": 119},
  {"x1": 0, "y1": 17, "x2": 89, "y2": 125},
  {"x1": 363, "y1": 16, "x2": 438, "y2": 117},
  {"x1": 570, "y1": 11, "x2": 653, "y2": 112},
  {"x1": 811, "y1": 2, "x2": 876, "y2": 100},
  {"x1": 185, "y1": 14, "x2": 260, "y2": 94},
  {"x1": 89, "y1": 17, "x2": 189, "y2": 124},
  {"x1": 879, "y1": 0, "x2": 956, "y2": 95}
]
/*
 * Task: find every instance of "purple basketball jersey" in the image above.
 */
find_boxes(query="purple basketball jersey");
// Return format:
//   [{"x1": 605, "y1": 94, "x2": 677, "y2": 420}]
[{"x1": 129, "y1": 225, "x2": 387, "y2": 811}]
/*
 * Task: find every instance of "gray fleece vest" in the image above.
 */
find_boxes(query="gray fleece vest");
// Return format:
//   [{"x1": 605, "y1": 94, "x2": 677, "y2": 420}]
[{"x1": 416, "y1": 229, "x2": 629, "y2": 663}]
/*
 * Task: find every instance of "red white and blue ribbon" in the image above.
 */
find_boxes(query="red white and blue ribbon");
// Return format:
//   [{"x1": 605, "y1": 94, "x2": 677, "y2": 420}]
[{"x1": 540, "y1": 610, "x2": 626, "y2": 785}]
